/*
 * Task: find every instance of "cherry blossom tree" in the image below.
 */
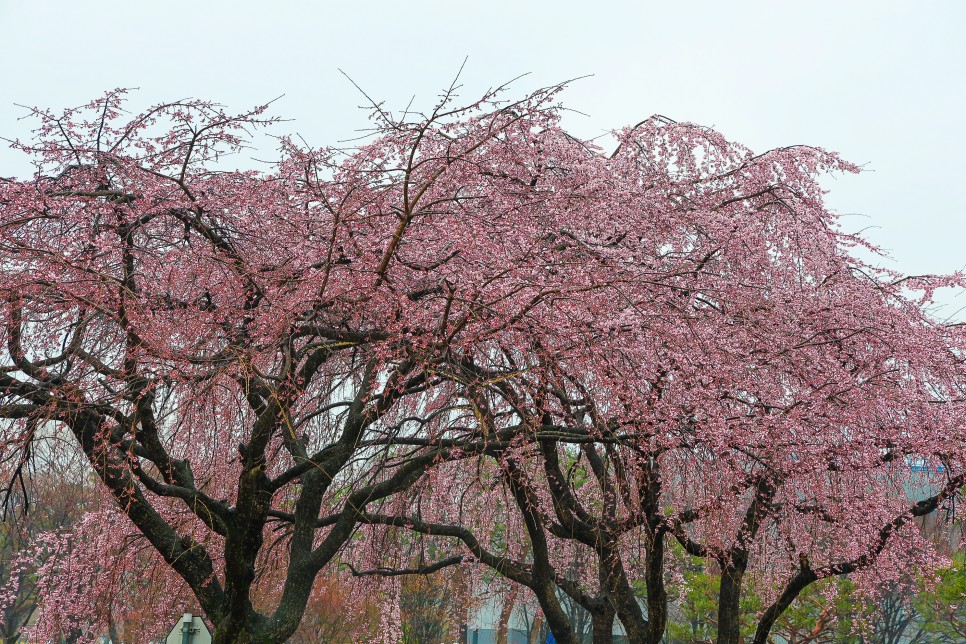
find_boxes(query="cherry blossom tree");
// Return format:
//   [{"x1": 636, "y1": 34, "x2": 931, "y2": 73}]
[
  {"x1": 0, "y1": 81, "x2": 674, "y2": 642},
  {"x1": 0, "y1": 448, "x2": 95, "y2": 644},
  {"x1": 0, "y1": 81, "x2": 963, "y2": 643},
  {"x1": 354, "y1": 116, "x2": 966, "y2": 643}
]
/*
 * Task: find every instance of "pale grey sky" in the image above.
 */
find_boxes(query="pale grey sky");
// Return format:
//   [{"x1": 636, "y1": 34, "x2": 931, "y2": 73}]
[{"x1": 1, "y1": 0, "x2": 963, "y2": 316}]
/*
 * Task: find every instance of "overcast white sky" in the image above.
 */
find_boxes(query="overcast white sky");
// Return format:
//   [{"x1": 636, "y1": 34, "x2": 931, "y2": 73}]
[{"x1": 1, "y1": 0, "x2": 963, "y2": 317}]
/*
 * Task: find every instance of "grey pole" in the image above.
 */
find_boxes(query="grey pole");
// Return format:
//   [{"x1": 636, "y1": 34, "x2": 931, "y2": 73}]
[{"x1": 180, "y1": 614, "x2": 194, "y2": 644}]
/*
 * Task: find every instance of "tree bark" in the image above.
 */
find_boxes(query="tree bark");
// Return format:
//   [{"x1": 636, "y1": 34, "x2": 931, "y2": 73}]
[
  {"x1": 597, "y1": 541, "x2": 647, "y2": 643},
  {"x1": 592, "y1": 608, "x2": 616, "y2": 644},
  {"x1": 751, "y1": 567, "x2": 817, "y2": 644},
  {"x1": 528, "y1": 615, "x2": 544, "y2": 644},
  {"x1": 644, "y1": 529, "x2": 668, "y2": 644},
  {"x1": 496, "y1": 585, "x2": 520, "y2": 644},
  {"x1": 717, "y1": 564, "x2": 744, "y2": 644}
]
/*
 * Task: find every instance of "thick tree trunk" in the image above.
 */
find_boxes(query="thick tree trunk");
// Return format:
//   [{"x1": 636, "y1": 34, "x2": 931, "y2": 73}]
[
  {"x1": 502, "y1": 456, "x2": 579, "y2": 644},
  {"x1": 537, "y1": 585, "x2": 581, "y2": 644},
  {"x1": 716, "y1": 565, "x2": 744, "y2": 644},
  {"x1": 644, "y1": 530, "x2": 668, "y2": 644},
  {"x1": 598, "y1": 541, "x2": 647, "y2": 643},
  {"x1": 719, "y1": 478, "x2": 775, "y2": 644},
  {"x1": 591, "y1": 608, "x2": 616, "y2": 644}
]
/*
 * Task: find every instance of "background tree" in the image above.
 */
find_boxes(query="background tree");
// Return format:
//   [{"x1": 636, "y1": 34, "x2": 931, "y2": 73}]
[
  {"x1": 911, "y1": 552, "x2": 966, "y2": 643},
  {"x1": 0, "y1": 446, "x2": 95, "y2": 644}
]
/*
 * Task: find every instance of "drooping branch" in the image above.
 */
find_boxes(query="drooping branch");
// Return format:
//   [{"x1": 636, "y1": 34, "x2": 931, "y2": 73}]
[{"x1": 752, "y1": 470, "x2": 966, "y2": 644}]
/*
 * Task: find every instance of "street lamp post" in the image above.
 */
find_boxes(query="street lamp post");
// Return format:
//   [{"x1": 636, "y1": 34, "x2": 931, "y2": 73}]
[{"x1": 180, "y1": 613, "x2": 194, "y2": 644}]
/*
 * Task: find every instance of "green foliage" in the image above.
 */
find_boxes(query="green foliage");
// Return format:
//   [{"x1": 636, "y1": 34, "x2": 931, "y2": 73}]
[
  {"x1": 914, "y1": 552, "x2": 966, "y2": 643},
  {"x1": 664, "y1": 550, "x2": 761, "y2": 644},
  {"x1": 658, "y1": 540, "x2": 930, "y2": 643},
  {"x1": 768, "y1": 578, "x2": 872, "y2": 643},
  {"x1": 400, "y1": 576, "x2": 455, "y2": 644}
]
